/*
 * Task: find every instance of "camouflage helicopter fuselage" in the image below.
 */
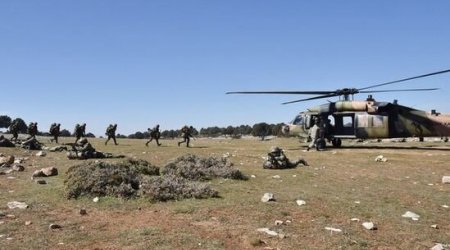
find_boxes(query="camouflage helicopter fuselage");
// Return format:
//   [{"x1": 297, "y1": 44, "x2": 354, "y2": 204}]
[{"x1": 285, "y1": 98, "x2": 450, "y2": 140}]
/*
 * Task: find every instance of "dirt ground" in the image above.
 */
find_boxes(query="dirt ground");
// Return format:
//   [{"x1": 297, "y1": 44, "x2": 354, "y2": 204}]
[{"x1": 0, "y1": 136, "x2": 449, "y2": 249}]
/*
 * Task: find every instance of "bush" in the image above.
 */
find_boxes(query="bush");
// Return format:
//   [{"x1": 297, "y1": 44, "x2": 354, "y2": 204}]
[
  {"x1": 65, "y1": 159, "x2": 159, "y2": 199},
  {"x1": 162, "y1": 154, "x2": 248, "y2": 181},
  {"x1": 140, "y1": 175, "x2": 219, "y2": 201}
]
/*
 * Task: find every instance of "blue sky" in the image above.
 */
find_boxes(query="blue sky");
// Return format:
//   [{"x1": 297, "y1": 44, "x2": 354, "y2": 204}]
[{"x1": 1, "y1": 1, "x2": 450, "y2": 136}]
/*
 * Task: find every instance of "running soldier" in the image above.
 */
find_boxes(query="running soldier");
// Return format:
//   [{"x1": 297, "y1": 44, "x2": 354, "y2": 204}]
[
  {"x1": 27, "y1": 122, "x2": 38, "y2": 139},
  {"x1": 146, "y1": 124, "x2": 161, "y2": 146},
  {"x1": 105, "y1": 124, "x2": 118, "y2": 145},
  {"x1": 49, "y1": 123, "x2": 61, "y2": 143},
  {"x1": 74, "y1": 123, "x2": 86, "y2": 143},
  {"x1": 9, "y1": 120, "x2": 19, "y2": 142},
  {"x1": 178, "y1": 125, "x2": 193, "y2": 147}
]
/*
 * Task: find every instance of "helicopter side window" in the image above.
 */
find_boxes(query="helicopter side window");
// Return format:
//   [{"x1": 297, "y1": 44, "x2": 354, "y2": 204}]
[
  {"x1": 357, "y1": 115, "x2": 369, "y2": 128},
  {"x1": 343, "y1": 116, "x2": 353, "y2": 128},
  {"x1": 372, "y1": 115, "x2": 385, "y2": 127}
]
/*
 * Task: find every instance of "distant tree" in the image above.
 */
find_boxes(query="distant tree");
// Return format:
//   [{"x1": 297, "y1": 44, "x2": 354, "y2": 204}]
[
  {"x1": 237, "y1": 125, "x2": 252, "y2": 135},
  {"x1": 116, "y1": 134, "x2": 127, "y2": 139},
  {"x1": 252, "y1": 122, "x2": 271, "y2": 140},
  {"x1": 128, "y1": 131, "x2": 145, "y2": 139},
  {"x1": 224, "y1": 126, "x2": 235, "y2": 136},
  {"x1": 60, "y1": 129, "x2": 71, "y2": 137},
  {"x1": 0, "y1": 115, "x2": 12, "y2": 129},
  {"x1": 85, "y1": 132, "x2": 96, "y2": 138},
  {"x1": 271, "y1": 123, "x2": 286, "y2": 137},
  {"x1": 11, "y1": 118, "x2": 28, "y2": 133}
]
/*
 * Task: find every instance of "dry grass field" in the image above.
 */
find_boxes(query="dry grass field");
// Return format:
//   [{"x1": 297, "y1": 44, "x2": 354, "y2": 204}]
[{"x1": 1, "y1": 136, "x2": 449, "y2": 249}]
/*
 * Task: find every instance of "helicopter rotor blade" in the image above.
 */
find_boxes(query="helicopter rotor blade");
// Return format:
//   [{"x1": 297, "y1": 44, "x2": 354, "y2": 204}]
[
  {"x1": 359, "y1": 69, "x2": 450, "y2": 91},
  {"x1": 359, "y1": 88, "x2": 439, "y2": 93},
  {"x1": 282, "y1": 93, "x2": 339, "y2": 105},
  {"x1": 226, "y1": 91, "x2": 334, "y2": 95}
]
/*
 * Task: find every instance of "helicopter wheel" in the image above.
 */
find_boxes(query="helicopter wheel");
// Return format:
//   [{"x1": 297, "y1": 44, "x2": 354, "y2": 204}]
[
  {"x1": 331, "y1": 138, "x2": 342, "y2": 147},
  {"x1": 316, "y1": 138, "x2": 326, "y2": 151}
]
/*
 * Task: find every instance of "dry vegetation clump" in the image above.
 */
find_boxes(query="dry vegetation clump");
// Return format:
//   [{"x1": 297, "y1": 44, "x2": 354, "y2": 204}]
[
  {"x1": 64, "y1": 155, "x2": 243, "y2": 201},
  {"x1": 65, "y1": 158, "x2": 159, "y2": 199},
  {"x1": 161, "y1": 154, "x2": 248, "y2": 181},
  {"x1": 139, "y1": 175, "x2": 219, "y2": 201}
]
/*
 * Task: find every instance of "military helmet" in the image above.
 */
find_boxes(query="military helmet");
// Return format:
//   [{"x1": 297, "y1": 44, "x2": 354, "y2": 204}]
[{"x1": 270, "y1": 146, "x2": 281, "y2": 153}]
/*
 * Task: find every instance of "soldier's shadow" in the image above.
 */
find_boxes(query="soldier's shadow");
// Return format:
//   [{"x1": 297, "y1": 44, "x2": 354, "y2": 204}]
[{"x1": 188, "y1": 146, "x2": 209, "y2": 149}]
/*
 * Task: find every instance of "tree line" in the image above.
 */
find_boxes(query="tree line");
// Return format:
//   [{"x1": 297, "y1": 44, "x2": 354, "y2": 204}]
[{"x1": 0, "y1": 115, "x2": 287, "y2": 139}]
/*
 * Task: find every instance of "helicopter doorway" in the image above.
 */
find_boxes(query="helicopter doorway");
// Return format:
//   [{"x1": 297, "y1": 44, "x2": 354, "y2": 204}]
[{"x1": 332, "y1": 114, "x2": 355, "y2": 138}]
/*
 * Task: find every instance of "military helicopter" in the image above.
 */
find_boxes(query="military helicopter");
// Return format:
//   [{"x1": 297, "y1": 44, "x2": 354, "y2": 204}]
[{"x1": 227, "y1": 69, "x2": 450, "y2": 149}]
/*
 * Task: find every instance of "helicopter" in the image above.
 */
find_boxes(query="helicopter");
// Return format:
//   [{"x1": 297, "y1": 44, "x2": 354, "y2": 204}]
[{"x1": 227, "y1": 69, "x2": 450, "y2": 150}]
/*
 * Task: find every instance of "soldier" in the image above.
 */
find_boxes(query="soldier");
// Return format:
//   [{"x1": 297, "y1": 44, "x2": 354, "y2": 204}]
[
  {"x1": 74, "y1": 123, "x2": 86, "y2": 143},
  {"x1": 105, "y1": 124, "x2": 118, "y2": 145},
  {"x1": 9, "y1": 121, "x2": 19, "y2": 142},
  {"x1": 146, "y1": 124, "x2": 162, "y2": 146},
  {"x1": 49, "y1": 123, "x2": 61, "y2": 143},
  {"x1": 67, "y1": 137, "x2": 120, "y2": 160},
  {"x1": 0, "y1": 135, "x2": 15, "y2": 147},
  {"x1": 27, "y1": 122, "x2": 38, "y2": 139},
  {"x1": 178, "y1": 125, "x2": 193, "y2": 147},
  {"x1": 307, "y1": 117, "x2": 320, "y2": 151},
  {"x1": 263, "y1": 146, "x2": 308, "y2": 169}
]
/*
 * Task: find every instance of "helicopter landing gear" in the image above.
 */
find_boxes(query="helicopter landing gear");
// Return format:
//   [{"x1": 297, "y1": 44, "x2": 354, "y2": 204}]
[
  {"x1": 316, "y1": 138, "x2": 326, "y2": 151},
  {"x1": 331, "y1": 138, "x2": 342, "y2": 147}
]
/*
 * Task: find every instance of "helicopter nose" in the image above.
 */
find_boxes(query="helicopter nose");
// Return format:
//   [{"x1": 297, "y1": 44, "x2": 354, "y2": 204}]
[{"x1": 282, "y1": 125, "x2": 290, "y2": 135}]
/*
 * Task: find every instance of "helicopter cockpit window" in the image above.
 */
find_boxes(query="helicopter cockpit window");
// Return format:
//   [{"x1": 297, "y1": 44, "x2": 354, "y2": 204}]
[{"x1": 291, "y1": 115, "x2": 304, "y2": 125}]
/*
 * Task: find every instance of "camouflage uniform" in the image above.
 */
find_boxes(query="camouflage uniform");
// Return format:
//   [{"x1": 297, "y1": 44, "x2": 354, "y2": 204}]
[
  {"x1": 49, "y1": 123, "x2": 61, "y2": 144},
  {"x1": 21, "y1": 137, "x2": 42, "y2": 150},
  {"x1": 27, "y1": 122, "x2": 38, "y2": 140},
  {"x1": 67, "y1": 138, "x2": 116, "y2": 159},
  {"x1": 178, "y1": 126, "x2": 193, "y2": 147},
  {"x1": 9, "y1": 121, "x2": 19, "y2": 142},
  {"x1": 307, "y1": 117, "x2": 320, "y2": 151},
  {"x1": 146, "y1": 124, "x2": 161, "y2": 146},
  {"x1": 105, "y1": 124, "x2": 118, "y2": 145},
  {"x1": 0, "y1": 135, "x2": 15, "y2": 147},
  {"x1": 263, "y1": 146, "x2": 308, "y2": 169},
  {"x1": 74, "y1": 123, "x2": 86, "y2": 143}
]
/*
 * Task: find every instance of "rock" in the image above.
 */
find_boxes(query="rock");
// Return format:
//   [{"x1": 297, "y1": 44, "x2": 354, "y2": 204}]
[
  {"x1": 402, "y1": 211, "x2": 420, "y2": 221},
  {"x1": 431, "y1": 224, "x2": 439, "y2": 229},
  {"x1": 35, "y1": 179, "x2": 47, "y2": 185},
  {"x1": 375, "y1": 155, "x2": 387, "y2": 162},
  {"x1": 0, "y1": 211, "x2": 4, "y2": 217},
  {"x1": 7, "y1": 201, "x2": 28, "y2": 209},
  {"x1": 42, "y1": 167, "x2": 58, "y2": 176},
  {"x1": 442, "y1": 176, "x2": 450, "y2": 184},
  {"x1": 0, "y1": 155, "x2": 15, "y2": 166},
  {"x1": 278, "y1": 233, "x2": 286, "y2": 239},
  {"x1": 49, "y1": 224, "x2": 62, "y2": 229},
  {"x1": 442, "y1": 205, "x2": 449, "y2": 208},
  {"x1": 13, "y1": 158, "x2": 24, "y2": 164},
  {"x1": 350, "y1": 218, "x2": 360, "y2": 222},
  {"x1": 272, "y1": 175, "x2": 281, "y2": 179},
  {"x1": 25, "y1": 221, "x2": 32, "y2": 226},
  {"x1": 257, "y1": 228, "x2": 278, "y2": 236},
  {"x1": 325, "y1": 227, "x2": 342, "y2": 233},
  {"x1": 251, "y1": 175, "x2": 256, "y2": 178},
  {"x1": 430, "y1": 243, "x2": 444, "y2": 250},
  {"x1": 93, "y1": 197, "x2": 99, "y2": 203},
  {"x1": 261, "y1": 193, "x2": 275, "y2": 203},
  {"x1": 79, "y1": 208, "x2": 87, "y2": 215},
  {"x1": 12, "y1": 164, "x2": 25, "y2": 172},
  {"x1": 362, "y1": 222, "x2": 377, "y2": 230},
  {"x1": 296, "y1": 200, "x2": 306, "y2": 206},
  {"x1": 274, "y1": 220, "x2": 283, "y2": 226},
  {"x1": 32, "y1": 167, "x2": 58, "y2": 178},
  {"x1": 36, "y1": 151, "x2": 46, "y2": 157}
]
